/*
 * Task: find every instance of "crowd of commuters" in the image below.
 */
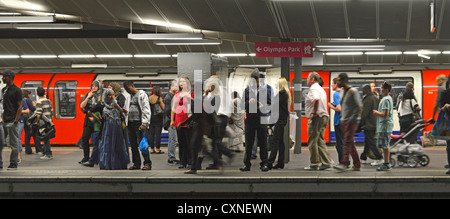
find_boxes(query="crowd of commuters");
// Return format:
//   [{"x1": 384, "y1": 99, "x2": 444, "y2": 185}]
[{"x1": 5, "y1": 68, "x2": 450, "y2": 175}]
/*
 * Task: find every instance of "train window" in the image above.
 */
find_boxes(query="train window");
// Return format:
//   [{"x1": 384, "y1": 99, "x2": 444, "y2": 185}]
[
  {"x1": 54, "y1": 80, "x2": 78, "y2": 119},
  {"x1": 21, "y1": 81, "x2": 44, "y2": 101},
  {"x1": 344, "y1": 77, "x2": 414, "y2": 108},
  {"x1": 102, "y1": 80, "x2": 170, "y2": 98},
  {"x1": 300, "y1": 77, "x2": 415, "y2": 116}
]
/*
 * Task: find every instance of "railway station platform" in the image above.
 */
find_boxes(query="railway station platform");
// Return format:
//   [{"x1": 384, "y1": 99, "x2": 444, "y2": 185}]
[{"x1": 1, "y1": 146, "x2": 450, "y2": 199}]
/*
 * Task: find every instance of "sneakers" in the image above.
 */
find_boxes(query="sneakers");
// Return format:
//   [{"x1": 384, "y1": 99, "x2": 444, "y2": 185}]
[
  {"x1": 377, "y1": 163, "x2": 392, "y2": 171},
  {"x1": 7, "y1": 163, "x2": 17, "y2": 170},
  {"x1": 370, "y1": 159, "x2": 384, "y2": 166},
  {"x1": 333, "y1": 164, "x2": 360, "y2": 172},
  {"x1": 40, "y1": 155, "x2": 53, "y2": 160}
]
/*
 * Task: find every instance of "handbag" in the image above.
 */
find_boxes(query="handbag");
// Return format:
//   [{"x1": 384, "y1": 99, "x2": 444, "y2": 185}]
[{"x1": 410, "y1": 100, "x2": 421, "y2": 121}]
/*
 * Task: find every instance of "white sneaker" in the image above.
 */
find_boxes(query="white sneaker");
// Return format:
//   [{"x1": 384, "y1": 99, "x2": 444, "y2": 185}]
[
  {"x1": 370, "y1": 159, "x2": 384, "y2": 166},
  {"x1": 40, "y1": 155, "x2": 53, "y2": 160},
  {"x1": 333, "y1": 164, "x2": 348, "y2": 172}
]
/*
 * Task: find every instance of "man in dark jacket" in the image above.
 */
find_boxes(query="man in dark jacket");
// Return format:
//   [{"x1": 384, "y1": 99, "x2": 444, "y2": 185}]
[
  {"x1": 240, "y1": 70, "x2": 271, "y2": 172},
  {"x1": 360, "y1": 84, "x2": 383, "y2": 164}
]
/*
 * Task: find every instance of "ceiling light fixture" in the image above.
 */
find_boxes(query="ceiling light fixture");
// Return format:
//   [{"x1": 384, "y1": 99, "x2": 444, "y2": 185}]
[
  {"x1": 316, "y1": 45, "x2": 385, "y2": 48},
  {"x1": 365, "y1": 51, "x2": 402, "y2": 55},
  {"x1": 15, "y1": 23, "x2": 82, "y2": 29},
  {"x1": 0, "y1": 16, "x2": 54, "y2": 23},
  {"x1": 154, "y1": 39, "x2": 222, "y2": 45},
  {"x1": 418, "y1": 54, "x2": 431, "y2": 59},
  {"x1": 431, "y1": 0, "x2": 436, "y2": 33},
  {"x1": 403, "y1": 51, "x2": 441, "y2": 54},
  {"x1": 21, "y1": 55, "x2": 57, "y2": 58},
  {"x1": 128, "y1": 33, "x2": 203, "y2": 40},
  {"x1": 96, "y1": 54, "x2": 133, "y2": 58},
  {"x1": 71, "y1": 64, "x2": 107, "y2": 68},
  {"x1": 217, "y1": 53, "x2": 248, "y2": 57},
  {"x1": 58, "y1": 54, "x2": 95, "y2": 58},
  {"x1": 0, "y1": 55, "x2": 19, "y2": 58},
  {"x1": 325, "y1": 52, "x2": 363, "y2": 56},
  {"x1": 134, "y1": 54, "x2": 172, "y2": 58},
  {"x1": 319, "y1": 48, "x2": 384, "y2": 52},
  {"x1": 145, "y1": 19, "x2": 193, "y2": 30}
]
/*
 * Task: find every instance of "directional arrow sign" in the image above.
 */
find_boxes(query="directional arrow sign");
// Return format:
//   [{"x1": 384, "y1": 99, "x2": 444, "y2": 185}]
[{"x1": 254, "y1": 42, "x2": 313, "y2": 57}]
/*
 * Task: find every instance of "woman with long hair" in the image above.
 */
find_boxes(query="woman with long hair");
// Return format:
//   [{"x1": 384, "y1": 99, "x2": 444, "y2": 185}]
[
  {"x1": 147, "y1": 86, "x2": 165, "y2": 154},
  {"x1": 398, "y1": 86, "x2": 421, "y2": 143},
  {"x1": 171, "y1": 75, "x2": 193, "y2": 169},
  {"x1": 267, "y1": 77, "x2": 291, "y2": 169}
]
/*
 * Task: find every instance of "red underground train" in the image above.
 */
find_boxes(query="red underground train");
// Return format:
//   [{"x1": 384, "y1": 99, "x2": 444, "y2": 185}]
[{"x1": 12, "y1": 69, "x2": 447, "y2": 146}]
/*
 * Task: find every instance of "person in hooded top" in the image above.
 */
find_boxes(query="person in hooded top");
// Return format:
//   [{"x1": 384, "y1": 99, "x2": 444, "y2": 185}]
[{"x1": 79, "y1": 80, "x2": 102, "y2": 164}]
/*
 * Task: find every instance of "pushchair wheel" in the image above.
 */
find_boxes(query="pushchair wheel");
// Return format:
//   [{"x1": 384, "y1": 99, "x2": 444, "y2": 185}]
[
  {"x1": 390, "y1": 157, "x2": 396, "y2": 167},
  {"x1": 407, "y1": 156, "x2": 418, "y2": 168},
  {"x1": 419, "y1": 154, "x2": 430, "y2": 167}
]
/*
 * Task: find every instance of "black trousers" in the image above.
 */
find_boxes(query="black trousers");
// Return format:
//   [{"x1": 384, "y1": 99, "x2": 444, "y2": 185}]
[
  {"x1": 128, "y1": 121, "x2": 151, "y2": 167},
  {"x1": 244, "y1": 121, "x2": 268, "y2": 168},
  {"x1": 81, "y1": 125, "x2": 94, "y2": 160},
  {"x1": 361, "y1": 129, "x2": 383, "y2": 160},
  {"x1": 189, "y1": 126, "x2": 203, "y2": 171},
  {"x1": 268, "y1": 120, "x2": 287, "y2": 166},
  {"x1": 147, "y1": 124, "x2": 163, "y2": 150},
  {"x1": 334, "y1": 124, "x2": 345, "y2": 163},
  {"x1": 177, "y1": 127, "x2": 191, "y2": 166}
]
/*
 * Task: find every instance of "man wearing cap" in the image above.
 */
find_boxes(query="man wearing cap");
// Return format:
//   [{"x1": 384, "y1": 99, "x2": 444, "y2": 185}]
[{"x1": 1, "y1": 70, "x2": 23, "y2": 170}]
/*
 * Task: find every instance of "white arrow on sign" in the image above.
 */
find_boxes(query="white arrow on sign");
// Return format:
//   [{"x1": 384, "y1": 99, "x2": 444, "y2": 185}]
[{"x1": 256, "y1": 47, "x2": 262, "y2": 52}]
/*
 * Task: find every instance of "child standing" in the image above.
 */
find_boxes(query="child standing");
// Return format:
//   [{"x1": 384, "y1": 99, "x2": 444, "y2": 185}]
[{"x1": 373, "y1": 81, "x2": 394, "y2": 171}]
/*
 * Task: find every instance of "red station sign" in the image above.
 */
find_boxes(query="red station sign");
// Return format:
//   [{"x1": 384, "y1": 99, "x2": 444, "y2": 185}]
[{"x1": 255, "y1": 42, "x2": 313, "y2": 57}]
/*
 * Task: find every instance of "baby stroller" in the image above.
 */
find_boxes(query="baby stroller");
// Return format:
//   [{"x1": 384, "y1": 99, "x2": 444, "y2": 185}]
[{"x1": 389, "y1": 119, "x2": 431, "y2": 168}]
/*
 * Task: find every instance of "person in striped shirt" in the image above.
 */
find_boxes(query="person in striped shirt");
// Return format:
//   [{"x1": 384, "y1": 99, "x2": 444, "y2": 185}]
[{"x1": 35, "y1": 87, "x2": 53, "y2": 160}]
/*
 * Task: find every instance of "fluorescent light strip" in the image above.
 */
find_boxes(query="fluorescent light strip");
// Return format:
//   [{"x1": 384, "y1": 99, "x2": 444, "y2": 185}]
[
  {"x1": 320, "y1": 48, "x2": 384, "y2": 51},
  {"x1": 0, "y1": 55, "x2": 19, "y2": 58},
  {"x1": 71, "y1": 64, "x2": 107, "y2": 68},
  {"x1": 316, "y1": 45, "x2": 385, "y2": 48},
  {"x1": 365, "y1": 51, "x2": 402, "y2": 55},
  {"x1": 96, "y1": 54, "x2": 133, "y2": 58},
  {"x1": 0, "y1": 16, "x2": 54, "y2": 23},
  {"x1": 58, "y1": 54, "x2": 95, "y2": 58},
  {"x1": 128, "y1": 33, "x2": 203, "y2": 40},
  {"x1": 418, "y1": 54, "x2": 431, "y2": 59},
  {"x1": 134, "y1": 54, "x2": 172, "y2": 58},
  {"x1": 403, "y1": 51, "x2": 441, "y2": 54},
  {"x1": 21, "y1": 55, "x2": 57, "y2": 58},
  {"x1": 442, "y1": 51, "x2": 450, "y2": 54},
  {"x1": 217, "y1": 53, "x2": 248, "y2": 57},
  {"x1": 325, "y1": 52, "x2": 363, "y2": 56},
  {"x1": 15, "y1": 23, "x2": 83, "y2": 29},
  {"x1": 154, "y1": 39, "x2": 222, "y2": 45},
  {"x1": 145, "y1": 20, "x2": 193, "y2": 30}
]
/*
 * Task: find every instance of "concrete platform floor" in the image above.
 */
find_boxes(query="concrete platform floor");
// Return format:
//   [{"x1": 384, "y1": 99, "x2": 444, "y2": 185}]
[{"x1": 0, "y1": 146, "x2": 449, "y2": 198}]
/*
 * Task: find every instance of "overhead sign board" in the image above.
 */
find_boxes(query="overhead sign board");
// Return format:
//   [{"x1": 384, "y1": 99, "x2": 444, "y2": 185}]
[{"x1": 255, "y1": 42, "x2": 313, "y2": 57}]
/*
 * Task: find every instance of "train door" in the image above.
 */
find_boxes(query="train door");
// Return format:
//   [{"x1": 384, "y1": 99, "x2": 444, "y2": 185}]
[
  {"x1": 47, "y1": 73, "x2": 96, "y2": 145},
  {"x1": 14, "y1": 73, "x2": 55, "y2": 145},
  {"x1": 329, "y1": 71, "x2": 423, "y2": 142}
]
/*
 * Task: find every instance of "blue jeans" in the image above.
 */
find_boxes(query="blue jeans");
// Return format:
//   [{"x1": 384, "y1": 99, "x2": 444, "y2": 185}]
[
  {"x1": 18, "y1": 122, "x2": 24, "y2": 153},
  {"x1": 167, "y1": 126, "x2": 178, "y2": 162},
  {"x1": 5, "y1": 122, "x2": 19, "y2": 166}
]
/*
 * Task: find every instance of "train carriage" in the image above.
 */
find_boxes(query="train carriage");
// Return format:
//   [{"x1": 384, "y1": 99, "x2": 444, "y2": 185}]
[{"x1": 7, "y1": 69, "x2": 447, "y2": 146}]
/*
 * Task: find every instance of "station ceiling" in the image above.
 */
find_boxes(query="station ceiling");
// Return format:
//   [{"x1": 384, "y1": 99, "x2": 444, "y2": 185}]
[{"x1": 0, "y1": 0, "x2": 450, "y2": 71}]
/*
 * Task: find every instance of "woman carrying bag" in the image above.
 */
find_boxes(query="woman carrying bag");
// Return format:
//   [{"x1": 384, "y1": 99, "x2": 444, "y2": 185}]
[{"x1": 398, "y1": 87, "x2": 421, "y2": 143}]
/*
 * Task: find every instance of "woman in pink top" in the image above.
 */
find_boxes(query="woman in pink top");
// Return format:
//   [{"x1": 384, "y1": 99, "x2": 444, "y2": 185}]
[{"x1": 170, "y1": 75, "x2": 192, "y2": 168}]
